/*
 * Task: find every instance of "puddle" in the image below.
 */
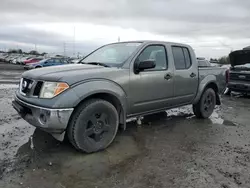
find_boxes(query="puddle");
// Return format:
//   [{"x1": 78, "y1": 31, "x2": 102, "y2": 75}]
[
  {"x1": 210, "y1": 112, "x2": 224, "y2": 124},
  {"x1": 210, "y1": 111, "x2": 238, "y2": 126},
  {"x1": 0, "y1": 119, "x2": 34, "y2": 161},
  {"x1": 167, "y1": 105, "x2": 193, "y2": 117}
]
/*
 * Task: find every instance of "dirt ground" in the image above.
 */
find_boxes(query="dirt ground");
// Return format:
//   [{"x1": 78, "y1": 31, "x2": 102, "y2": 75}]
[
  {"x1": 1, "y1": 64, "x2": 250, "y2": 188},
  {"x1": 0, "y1": 62, "x2": 23, "y2": 84}
]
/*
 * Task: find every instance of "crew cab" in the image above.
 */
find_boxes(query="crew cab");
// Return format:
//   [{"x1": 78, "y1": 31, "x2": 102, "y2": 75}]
[
  {"x1": 226, "y1": 50, "x2": 250, "y2": 94},
  {"x1": 12, "y1": 41, "x2": 227, "y2": 153}
]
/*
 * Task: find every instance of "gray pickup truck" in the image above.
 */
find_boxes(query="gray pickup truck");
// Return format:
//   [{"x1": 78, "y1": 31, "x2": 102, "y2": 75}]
[{"x1": 12, "y1": 41, "x2": 227, "y2": 153}]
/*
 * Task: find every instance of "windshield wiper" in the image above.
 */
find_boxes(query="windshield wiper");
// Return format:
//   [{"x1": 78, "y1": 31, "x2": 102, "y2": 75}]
[{"x1": 82, "y1": 62, "x2": 110, "y2": 67}]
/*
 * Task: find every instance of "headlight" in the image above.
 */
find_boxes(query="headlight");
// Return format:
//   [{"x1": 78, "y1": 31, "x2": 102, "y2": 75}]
[{"x1": 39, "y1": 82, "x2": 69, "y2": 98}]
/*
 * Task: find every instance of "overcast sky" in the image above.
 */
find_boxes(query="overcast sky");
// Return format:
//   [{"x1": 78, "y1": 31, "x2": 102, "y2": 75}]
[{"x1": 1, "y1": 0, "x2": 250, "y2": 58}]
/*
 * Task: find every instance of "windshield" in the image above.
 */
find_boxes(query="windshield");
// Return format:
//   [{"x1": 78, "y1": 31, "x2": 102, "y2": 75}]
[{"x1": 81, "y1": 42, "x2": 142, "y2": 67}]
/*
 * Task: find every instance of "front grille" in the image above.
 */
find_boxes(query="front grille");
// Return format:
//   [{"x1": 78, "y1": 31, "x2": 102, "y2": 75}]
[
  {"x1": 230, "y1": 73, "x2": 250, "y2": 81},
  {"x1": 20, "y1": 78, "x2": 34, "y2": 95},
  {"x1": 20, "y1": 78, "x2": 43, "y2": 97},
  {"x1": 33, "y1": 81, "x2": 43, "y2": 96}
]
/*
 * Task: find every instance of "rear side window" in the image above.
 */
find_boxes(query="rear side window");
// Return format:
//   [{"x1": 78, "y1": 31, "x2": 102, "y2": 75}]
[{"x1": 172, "y1": 46, "x2": 192, "y2": 70}]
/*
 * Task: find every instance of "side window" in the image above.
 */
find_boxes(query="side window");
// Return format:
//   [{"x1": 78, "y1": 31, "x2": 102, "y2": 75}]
[
  {"x1": 172, "y1": 46, "x2": 192, "y2": 70},
  {"x1": 137, "y1": 45, "x2": 168, "y2": 71},
  {"x1": 183, "y1": 48, "x2": 191, "y2": 69},
  {"x1": 172, "y1": 47, "x2": 185, "y2": 70},
  {"x1": 54, "y1": 59, "x2": 61, "y2": 64},
  {"x1": 47, "y1": 59, "x2": 53, "y2": 64}
]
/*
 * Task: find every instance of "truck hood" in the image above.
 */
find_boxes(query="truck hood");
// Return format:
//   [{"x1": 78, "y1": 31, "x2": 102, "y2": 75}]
[
  {"x1": 229, "y1": 50, "x2": 250, "y2": 67},
  {"x1": 22, "y1": 64, "x2": 125, "y2": 85}
]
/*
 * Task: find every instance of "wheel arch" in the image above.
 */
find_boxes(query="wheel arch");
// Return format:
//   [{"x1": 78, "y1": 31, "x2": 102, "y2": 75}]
[
  {"x1": 74, "y1": 92, "x2": 126, "y2": 129},
  {"x1": 193, "y1": 78, "x2": 220, "y2": 105},
  {"x1": 69, "y1": 80, "x2": 128, "y2": 130}
]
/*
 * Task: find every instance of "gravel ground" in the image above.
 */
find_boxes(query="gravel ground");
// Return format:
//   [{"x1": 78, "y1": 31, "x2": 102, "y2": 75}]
[
  {"x1": 0, "y1": 68, "x2": 250, "y2": 188},
  {"x1": 0, "y1": 62, "x2": 24, "y2": 84}
]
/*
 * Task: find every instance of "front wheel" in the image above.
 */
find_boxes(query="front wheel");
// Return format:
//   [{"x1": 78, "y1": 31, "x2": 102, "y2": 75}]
[
  {"x1": 67, "y1": 99, "x2": 119, "y2": 153},
  {"x1": 193, "y1": 88, "x2": 216, "y2": 119}
]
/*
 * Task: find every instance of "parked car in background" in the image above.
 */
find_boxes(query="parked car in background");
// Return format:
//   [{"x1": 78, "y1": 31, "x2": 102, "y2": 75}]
[
  {"x1": 4, "y1": 55, "x2": 13, "y2": 63},
  {"x1": 0, "y1": 53, "x2": 8, "y2": 61},
  {"x1": 10, "y1": 56, "x2": 22, "y2": 64},
  {"x1": 23, "y1": 57, "x2": 44, "y2": 65},
  {"x1": 20, "y1": 56, "x2": 33, "y2": 64},
  {"x1": 13, "y1": 41, "x2": 228, "y2": 153},
  {"x1": 70, "y1": 58, "x2": 81, "y2": 64},
  {"x1": 226, "y1": 50, "x2": 250, "y2": 95},
  {"x1": 24, "y1": 58, "x2": 70, "y2": 69}
]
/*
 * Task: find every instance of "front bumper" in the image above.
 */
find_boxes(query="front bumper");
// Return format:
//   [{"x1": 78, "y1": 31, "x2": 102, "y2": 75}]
[
  {"x1": 228, "y1": 81, "x2": 250, "y2": 92},
  {"x1": 12, "y1": 95, "x2": 74, "y2": 134}
]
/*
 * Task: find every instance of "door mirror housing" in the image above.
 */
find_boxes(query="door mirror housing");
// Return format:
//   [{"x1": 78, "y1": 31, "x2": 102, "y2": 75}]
[{"x1": 135, "y1": 60, "x2": 156, "y2": 73}]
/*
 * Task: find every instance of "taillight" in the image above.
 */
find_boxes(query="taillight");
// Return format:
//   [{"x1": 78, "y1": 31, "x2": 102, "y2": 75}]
[{"x1": 226, "y1": 69, "x2": 229, "y2": 84}]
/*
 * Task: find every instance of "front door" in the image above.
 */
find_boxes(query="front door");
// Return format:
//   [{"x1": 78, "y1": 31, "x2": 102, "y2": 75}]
[
  {"x1": 129, "y1": 44, "x2": 174, "y2": 115},
  {"x1": 171, "y1": 46, "x2": 199, "y2": 105}
]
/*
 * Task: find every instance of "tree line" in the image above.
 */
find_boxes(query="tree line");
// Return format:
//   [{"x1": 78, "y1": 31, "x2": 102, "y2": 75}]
[
  {"x1": 210, "y1": 56, "x2": 230, "y2": 65},
  {"x1": 7, "y1": 49, "x2": 47, "y2": 56}
]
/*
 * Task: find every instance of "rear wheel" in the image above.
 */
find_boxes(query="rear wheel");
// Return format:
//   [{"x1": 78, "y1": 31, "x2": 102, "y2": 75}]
[
  {"x1": 193, "y1": 88, "x2": 216, "y2": 119},
  {"x1": 67, "y1": 99, "x2": 119, "y2": 153}
]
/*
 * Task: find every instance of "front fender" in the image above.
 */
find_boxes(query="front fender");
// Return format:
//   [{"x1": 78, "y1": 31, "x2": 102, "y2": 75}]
[
  {"x1": 193, "y1": 75, "x2": 217, "y2": 104},
  {"x1": 71, "y1": 79, "x2": 128, "y2": 111}
]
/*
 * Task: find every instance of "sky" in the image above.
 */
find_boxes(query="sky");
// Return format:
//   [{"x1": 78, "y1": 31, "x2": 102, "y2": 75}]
[{"x1": 0, "y1": 0, "x2": 250, "y2": 58}]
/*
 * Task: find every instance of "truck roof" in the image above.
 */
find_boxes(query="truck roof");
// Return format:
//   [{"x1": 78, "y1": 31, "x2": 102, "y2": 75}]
[{"x1": 108, "y1": 40, "x2": 193, "y2": 49}]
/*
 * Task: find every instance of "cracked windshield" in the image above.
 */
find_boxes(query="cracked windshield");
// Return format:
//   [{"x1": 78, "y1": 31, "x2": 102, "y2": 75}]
[{"x1": 1, "y1": 0, "x2": 250, "y2": 188}]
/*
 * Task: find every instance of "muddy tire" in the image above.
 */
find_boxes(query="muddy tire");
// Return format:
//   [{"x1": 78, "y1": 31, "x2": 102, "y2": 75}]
[
  {"x1": 193, "y1": 88, "x2": 216, "y2": 119},
  {"x1": 67, "y1": 99, "x2": 119, "y2": 153}
]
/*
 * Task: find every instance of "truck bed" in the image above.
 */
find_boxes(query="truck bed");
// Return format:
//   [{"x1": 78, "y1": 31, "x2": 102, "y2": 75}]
[{"x1": 198, "y1": 67, "x2": 227, "y2": 94}]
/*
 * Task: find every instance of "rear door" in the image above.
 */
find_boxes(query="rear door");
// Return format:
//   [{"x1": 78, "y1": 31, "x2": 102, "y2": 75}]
[{"x1": 171, "y1": 46, "x2": 198, "y2": 105}]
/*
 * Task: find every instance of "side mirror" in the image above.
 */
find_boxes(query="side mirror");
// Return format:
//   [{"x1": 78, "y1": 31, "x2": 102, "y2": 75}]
[{"x1": 135, "y1": 60, "x2": 156, "y2": 73}]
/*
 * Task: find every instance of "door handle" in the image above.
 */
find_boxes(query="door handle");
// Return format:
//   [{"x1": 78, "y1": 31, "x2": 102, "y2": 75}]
[
  {"x1": 164, "y1": 74, "x2": 172, "y2": 80},
  {"x1": 190, "y1": 72, "x2": 196, "y2": 78}
]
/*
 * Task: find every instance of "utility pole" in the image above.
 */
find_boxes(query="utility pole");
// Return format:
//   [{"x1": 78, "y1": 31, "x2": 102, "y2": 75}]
[
  {"x1": 73, "y1": 26, "x2": 76, "y2": 57},
  {"x1": 118, "y1": 36, "x2": 120, "y2": 42},
  {"x1": 63, "y1": 42, "x2": 66, "y2": 56}
]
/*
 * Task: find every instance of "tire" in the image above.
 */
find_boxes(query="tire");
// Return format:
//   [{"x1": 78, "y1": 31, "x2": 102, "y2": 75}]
[
  {"x1": 35, "y1": 66, "x2": 42, "y2": 68},
  {"x1": 67, "y1": 99, "x2": 119, "y2": 153},
  {"x1": 193, "y1": 88, "x2": 216, "y2": 119}
]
